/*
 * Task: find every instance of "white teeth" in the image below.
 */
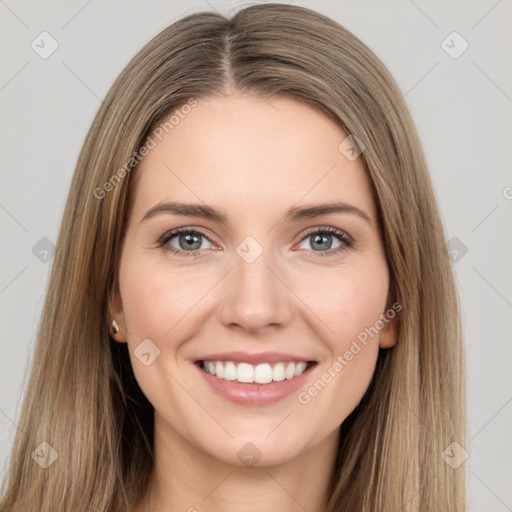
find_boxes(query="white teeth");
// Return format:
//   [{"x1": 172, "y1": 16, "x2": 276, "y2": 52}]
[
  {"x1": 237, "y1": 363, "x2": 254, "y2": 383},
  {"x1": 254, "y1": 363, "x2": 273, "y2": 384},
  {"x1": 201, "y1": 360, "x2": 310, "y2": 384},
  {"x1": 272, "y1": 362, "x2": 285, "y2": 382},
  {"x1": 224, "y1": 361, "x2": 237, "y2": 380},
  {"x1": 294, "y1": 362, "x2": 307, "y2": 376},
  {"x1": 285, "y1": 362, "x2": 295, "y2": 380}
]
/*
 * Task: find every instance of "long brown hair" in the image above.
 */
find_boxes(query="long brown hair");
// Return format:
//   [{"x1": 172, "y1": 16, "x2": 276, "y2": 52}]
[{"x1": 0, "y1": 4, "x2": 465, "y2": 510}]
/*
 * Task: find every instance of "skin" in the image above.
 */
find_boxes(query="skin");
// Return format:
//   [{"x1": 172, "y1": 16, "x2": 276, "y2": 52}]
[{"x1": 110, "y1": 94, "x2": 397, "y2": 511}]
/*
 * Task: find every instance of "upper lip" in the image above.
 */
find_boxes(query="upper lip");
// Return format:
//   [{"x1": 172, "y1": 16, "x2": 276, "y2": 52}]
[{"x1": 194, "y1": 351, "x2": 316, "y2": 365}]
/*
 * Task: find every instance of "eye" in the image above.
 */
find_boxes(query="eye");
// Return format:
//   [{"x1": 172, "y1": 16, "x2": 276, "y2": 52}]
[
  {"x1": 296, "y1": 226, "x2": 353, "y2": 258},
  {"x1": 157, "y1": 228, "x2": 215, "y2": 258}
]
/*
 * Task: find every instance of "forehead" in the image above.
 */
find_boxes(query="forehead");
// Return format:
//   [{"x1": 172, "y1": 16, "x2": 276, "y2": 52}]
[{"x1": 130, "y1": 95, "x2": 376, "y2": 223}]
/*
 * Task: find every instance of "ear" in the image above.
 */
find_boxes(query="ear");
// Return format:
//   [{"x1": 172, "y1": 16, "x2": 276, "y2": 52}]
[
  {"x1": 108, "y1": 287, "x2": 128, "y2": 343},
  {"x1": 379, "y1": 316, "x2": 397, "y2": 349},
  {"x1": 378, "y1": 297, "x2": 399, "y2": 349}
]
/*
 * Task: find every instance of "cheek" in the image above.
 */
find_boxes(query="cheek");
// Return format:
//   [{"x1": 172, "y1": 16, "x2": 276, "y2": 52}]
[
  {"x1": 293, "y1": 261, "x2": 389, "y2": 424},
  {"x1": 120, "y1": 257, "x2": 213, "y2": 341},
  {"x1": 118, "y1": 259, "x2": 208, "y2": 411},
  {"x1": 291, "y1": 258, "x2": 390, "y2": 347}
]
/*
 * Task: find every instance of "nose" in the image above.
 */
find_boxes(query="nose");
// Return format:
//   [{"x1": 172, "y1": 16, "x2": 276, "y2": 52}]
[{"x1": 217, "y1": 244, "x2": 295, "y2": 335}]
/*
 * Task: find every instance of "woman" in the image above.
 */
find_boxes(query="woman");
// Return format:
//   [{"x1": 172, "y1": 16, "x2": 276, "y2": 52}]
[{"x1": 0, "y1": 3, "x2": 466, "y2": 511}]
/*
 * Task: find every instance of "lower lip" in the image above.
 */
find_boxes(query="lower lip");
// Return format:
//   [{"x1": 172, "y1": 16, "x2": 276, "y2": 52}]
[{"x1": 194, "y1": 362, "x2": 316, "y2": 406}]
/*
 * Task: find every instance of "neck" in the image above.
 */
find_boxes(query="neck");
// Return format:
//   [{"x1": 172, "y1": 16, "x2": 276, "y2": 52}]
[{"x1": 136, "y1": 412, "x2": 339, "y2": 512}]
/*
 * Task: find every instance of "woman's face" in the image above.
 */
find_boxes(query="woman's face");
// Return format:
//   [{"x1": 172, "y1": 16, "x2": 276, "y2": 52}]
[{"x1": 111, "y1": 94, "x2": 397, "y2": 467}]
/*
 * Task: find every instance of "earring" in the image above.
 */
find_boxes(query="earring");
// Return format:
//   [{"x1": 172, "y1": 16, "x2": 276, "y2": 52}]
[{"x1": 111, "y1": 319, "x2": 120, "y2": 335}]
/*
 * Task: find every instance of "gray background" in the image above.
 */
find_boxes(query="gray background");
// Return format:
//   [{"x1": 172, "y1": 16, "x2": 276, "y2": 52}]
[{"x1": 1, "y1": 1, "x2": 511, "y2": 510}]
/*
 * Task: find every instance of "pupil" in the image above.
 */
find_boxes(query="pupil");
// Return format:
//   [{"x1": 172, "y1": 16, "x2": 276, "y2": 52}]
[
  {"x1": 181, "y1": 233, "x2": 201, "y2": 250},
  {"x1": 312, "y1": 234, "x2": 331, "y2": 251}
]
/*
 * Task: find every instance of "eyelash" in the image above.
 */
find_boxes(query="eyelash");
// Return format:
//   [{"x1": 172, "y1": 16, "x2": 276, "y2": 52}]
[{"x1": 157, "y1": 226, "x2": 353, "y2": 259}]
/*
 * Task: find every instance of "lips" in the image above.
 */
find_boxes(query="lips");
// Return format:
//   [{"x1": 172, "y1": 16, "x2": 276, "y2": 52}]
[
  {"x1": 192, "y1": 351, "x2": 318, "y2": 405},
  {"x1": 194, "y1": 351, "x2": 313, "y2": 365}
]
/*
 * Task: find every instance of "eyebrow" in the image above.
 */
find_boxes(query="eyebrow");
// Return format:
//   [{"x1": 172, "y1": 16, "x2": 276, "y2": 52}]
[{"x1": 140, "y1": 200, "x2": 372, "y2": 226}]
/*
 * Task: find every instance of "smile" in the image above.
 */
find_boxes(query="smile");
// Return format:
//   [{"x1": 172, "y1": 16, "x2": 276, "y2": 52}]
[{"x1": 193, "y1": 351, "x2": 318, "y2": 405}]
